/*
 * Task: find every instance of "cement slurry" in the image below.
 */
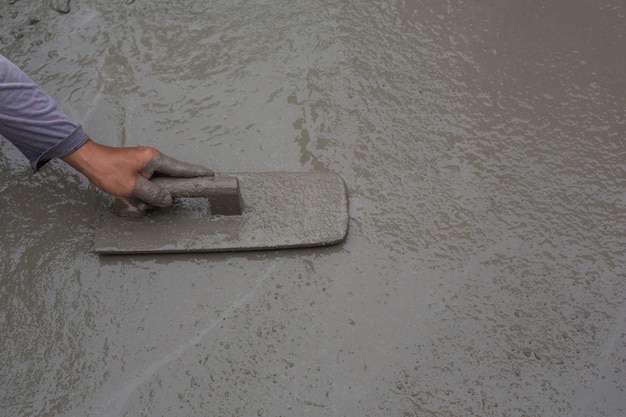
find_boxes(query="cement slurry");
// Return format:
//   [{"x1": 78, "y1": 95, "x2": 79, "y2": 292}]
[{"x1": 1, "y1": 1, "x2": 625, "y2": 416}]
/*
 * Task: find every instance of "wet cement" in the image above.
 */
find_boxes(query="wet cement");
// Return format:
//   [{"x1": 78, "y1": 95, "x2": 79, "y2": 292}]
[{"x1": 1, "y1": 1, "x2": 625, "y2": 416}]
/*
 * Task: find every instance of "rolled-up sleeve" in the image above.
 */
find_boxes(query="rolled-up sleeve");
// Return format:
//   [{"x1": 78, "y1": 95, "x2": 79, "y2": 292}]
[{"x1": 0, "y1": 54, "x2": 89, "y2": 171}]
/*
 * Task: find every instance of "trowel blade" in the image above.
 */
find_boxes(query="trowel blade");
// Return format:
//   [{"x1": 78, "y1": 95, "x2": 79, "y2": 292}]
[{"x1": 94, "y1": 172, "x2": 349, "y2": 254}]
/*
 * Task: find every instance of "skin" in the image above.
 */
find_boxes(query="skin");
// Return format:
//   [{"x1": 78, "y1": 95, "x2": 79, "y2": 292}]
[{"x1": 61, "y1": 138, "x2": 160, "y2": 199}]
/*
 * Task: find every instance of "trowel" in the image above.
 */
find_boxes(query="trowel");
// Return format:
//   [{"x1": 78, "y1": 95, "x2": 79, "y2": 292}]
[{"x1": 94, "y1": 172, "x2": 349, "y2": 254}]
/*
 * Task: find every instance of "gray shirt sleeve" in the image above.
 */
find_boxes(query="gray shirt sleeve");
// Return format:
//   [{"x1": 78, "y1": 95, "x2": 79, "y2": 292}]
[{"x1": 0, "y1": 54, "x2": 89, "y2": 171}]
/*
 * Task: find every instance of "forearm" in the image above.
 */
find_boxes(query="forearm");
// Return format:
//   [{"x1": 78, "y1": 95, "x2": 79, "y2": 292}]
[
  {"x1": 0, "y1": 54, "x2": 88, "y2": 171},
  {"x1": 1, "y1": 55, "x2": 211, "y2": 206}
]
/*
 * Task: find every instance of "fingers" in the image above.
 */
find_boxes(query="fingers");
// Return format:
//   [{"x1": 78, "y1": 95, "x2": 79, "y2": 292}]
[
  {"x1": 140, "y1": 153, "x2": 214, "y2": 178},
  {"x1": 131, "y1": 175, "x2": 173, "y2": 207},
  {"x1": 128, "y1": 152, "x2": 213, "y2": 211}
]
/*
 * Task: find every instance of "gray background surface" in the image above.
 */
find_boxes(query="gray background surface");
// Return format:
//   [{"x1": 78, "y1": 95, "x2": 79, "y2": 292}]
[{"x1": 1, "y1": 1, "x2": 624, "y2": 416}]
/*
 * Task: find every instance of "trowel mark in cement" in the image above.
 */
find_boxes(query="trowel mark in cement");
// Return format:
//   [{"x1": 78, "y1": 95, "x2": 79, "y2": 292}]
[{"x1": 89, "y1": 263, "x2": 277, "y2": 417}]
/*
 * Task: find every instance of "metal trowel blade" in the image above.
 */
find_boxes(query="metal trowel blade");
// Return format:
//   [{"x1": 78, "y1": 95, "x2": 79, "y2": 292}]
[{"x1": 94, "y1": 172, "x2": 349, "y2": 254}]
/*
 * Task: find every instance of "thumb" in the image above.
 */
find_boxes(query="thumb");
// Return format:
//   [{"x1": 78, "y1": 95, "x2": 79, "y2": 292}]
[{"x1": 131, "y1": 175, "x2": 173, "y2": 207}]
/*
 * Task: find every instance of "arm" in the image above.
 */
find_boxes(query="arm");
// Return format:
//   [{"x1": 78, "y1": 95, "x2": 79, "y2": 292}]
[
  {"x1": 1, "y1": 55, "x2": 212, "y2": 206},
  {"x1": 0, "y1": 54, "x2": 89, "y2": 171}
]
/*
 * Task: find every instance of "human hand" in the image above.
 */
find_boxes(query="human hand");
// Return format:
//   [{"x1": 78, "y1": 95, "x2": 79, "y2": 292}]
[
  {"x1": 131, "y1": 152, "x2": 214, "y2": 207},
  {"x1": 61, "y1": 139, "x2": 213, "y2": 215}
]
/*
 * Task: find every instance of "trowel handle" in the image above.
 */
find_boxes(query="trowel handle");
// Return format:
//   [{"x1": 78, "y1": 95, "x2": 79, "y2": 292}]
[
  {"x1": 112, "y1": 175, "x2": 243, "y2": 217},
  {"x1": 151, "y1": 176, "x2": 243, "y2": 215}
]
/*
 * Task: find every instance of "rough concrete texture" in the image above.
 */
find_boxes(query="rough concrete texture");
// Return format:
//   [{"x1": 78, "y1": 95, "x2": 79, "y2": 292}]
[
  {"x1": 1, "y1": 1, "x2": 625, "y2": 416},
  {"x1": 95, "y1": 172, "x2": 348, "y2": 254}
]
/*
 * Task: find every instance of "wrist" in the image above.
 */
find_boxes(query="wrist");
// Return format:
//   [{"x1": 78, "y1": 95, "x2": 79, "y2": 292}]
[{"x1": 61, "y1": 138, "x2": 98, "y2": 174}]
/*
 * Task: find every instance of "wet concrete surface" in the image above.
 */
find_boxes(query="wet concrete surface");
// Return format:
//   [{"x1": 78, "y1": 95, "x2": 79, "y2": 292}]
[{"x1": 1, "y1": 1, "x2": 625, "y2": 416}]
